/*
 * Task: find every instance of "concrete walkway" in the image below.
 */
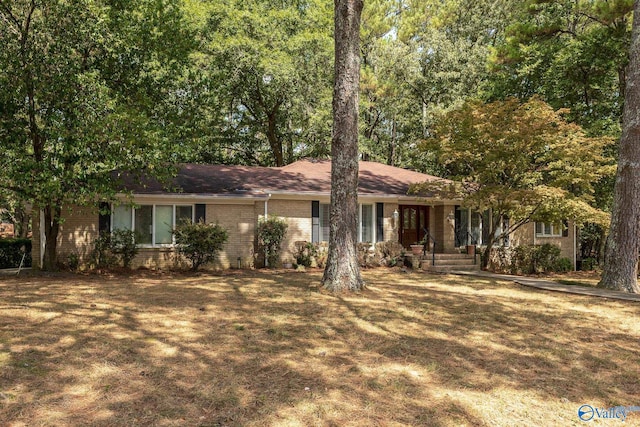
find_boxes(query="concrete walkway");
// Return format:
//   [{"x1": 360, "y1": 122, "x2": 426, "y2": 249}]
[{"x1": 449, "y1": 270, "x2": 640, "y2": 303}]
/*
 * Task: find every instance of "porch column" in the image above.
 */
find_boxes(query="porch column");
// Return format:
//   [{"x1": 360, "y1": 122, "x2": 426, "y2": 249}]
[{"x1": 434, "y1": 205, "x2": 456, "y2": 253}]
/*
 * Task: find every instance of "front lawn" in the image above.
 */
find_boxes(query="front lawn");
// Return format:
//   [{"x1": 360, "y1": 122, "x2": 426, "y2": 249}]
[{"x1": 1, "y1": 270, "x2": 638, "y2": 426}]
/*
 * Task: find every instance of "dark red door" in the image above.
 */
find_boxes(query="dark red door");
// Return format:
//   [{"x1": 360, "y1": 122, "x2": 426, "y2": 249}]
[{"x1": 399, "y1": 205, "x2": 429, "y2": 247}]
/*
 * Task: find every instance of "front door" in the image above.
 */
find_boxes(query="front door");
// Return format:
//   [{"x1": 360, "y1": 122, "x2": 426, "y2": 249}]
[{"x1": 399, "y1": 205, "x2": 429, "y2": 248}]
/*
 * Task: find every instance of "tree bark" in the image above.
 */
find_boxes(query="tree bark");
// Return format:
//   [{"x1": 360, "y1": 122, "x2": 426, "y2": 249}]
[
  {"x1": 266, "y1": 110, "x2": 284, "y2": 167},
  {"x1": 322, "y1": 0, "x2": 364, "y2": 292},
  {"x1": 599, "y1": 1, "x2": 640, "y2": 293},
  {"x1": 42, "y1": 204, "x2": 61, "y2": 271}
]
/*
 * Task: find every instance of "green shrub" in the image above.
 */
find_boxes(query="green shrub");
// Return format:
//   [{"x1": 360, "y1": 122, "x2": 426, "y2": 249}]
[
  {"x1": 90, "y1": 230, "x2": 139, "y2": 269},
  {"x1": 375, "y1": 241, "x2": 405, "y2": 267},
  {"x1": 173, "y1": 221, "x2": 228, "y2": 271},
  {"x1": 510, "y1": 243, "x2": 563, "y2": 274},
  {"x1": 66, "y1": 253, "x2": 80, "y2": 271},
  {"x1": 532, "y1": 243, "x2": 561, "y2": 272},
  {"x1": 294, "y1": 241, "x2": 317, "y2": 267},
  {"x1": 110, "y1": 229, "x2": 139, "y2": 269},
  {"x1": 357, "y1": 242, "x2": 375, "y2": 267},
  {"x1": 91, "y1": 232, "x2": 115, "y2": 268},
  {"x1": 554, "y1": 257, "x2": 573, "y2": 273},
  {"x1": 257, "y1": 216, "x2": 288, "y2": 268},
  {"x1": 315, "y1": 243, "x2": 328, "y2": 268},
  {"x1": 582, "y1": 257, "x2": 597, "y2": 271},
  {"x1": 0, "y1": 238, "x2": 31, "y2": 268}
]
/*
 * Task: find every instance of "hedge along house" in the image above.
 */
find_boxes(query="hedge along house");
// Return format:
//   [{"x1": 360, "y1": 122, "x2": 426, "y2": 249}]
[{"x1": 32, "y1": 159, "x2": 577, "y2": 270}]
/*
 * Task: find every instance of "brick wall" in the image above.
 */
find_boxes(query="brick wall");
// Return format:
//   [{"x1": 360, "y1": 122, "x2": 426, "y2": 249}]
[
  {"x1": 32, "y1": 205, "x2": 100, "y2": 269},
  {"x1": 260, "y1": 199, "x2": 312, "y2": 266},
  {"x1": 433, "y1": 205, "x2": 456, "y2": 253},
  {"x1": 383, "y1": 203, "x2": 399, "y2": 242},
  {"x1": 512, "y1": 222, "x2": 576, "y2": 265},
  {"x1": 32, "y1": 199, "x2": 469, "y2": 270},
  {"x1": 206, "y1": 203, "x2": 256, "y2": 269}
]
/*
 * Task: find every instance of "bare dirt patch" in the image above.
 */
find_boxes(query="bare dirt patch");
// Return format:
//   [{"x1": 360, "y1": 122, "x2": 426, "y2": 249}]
[{"x1": 1, "y1": 269, "x2": 639, "y2": 426}]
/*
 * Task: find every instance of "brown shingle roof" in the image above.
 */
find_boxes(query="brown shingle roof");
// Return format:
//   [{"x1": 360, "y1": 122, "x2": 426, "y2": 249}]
[{"x1": 119, "y1": 159, "x2": 449, "y2": 197}]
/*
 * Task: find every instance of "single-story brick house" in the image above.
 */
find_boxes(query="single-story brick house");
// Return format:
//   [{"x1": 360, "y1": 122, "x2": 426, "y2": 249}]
[{"x1": 32, "y1": 159, "x2": 577, "y2": 269}]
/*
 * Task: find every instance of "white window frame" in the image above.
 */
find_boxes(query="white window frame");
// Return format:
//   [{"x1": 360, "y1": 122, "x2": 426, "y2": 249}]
[
  {"x1": 111, "y1": 203, "x2": 195, "y2": 247},
  {"x1": 318, "y1": 203, "x2": 376, "y2": 243},
  {"x1": 358, "y1": 203, "x2": 375, "y2": 243},
  {"x1": 535, "y1": 222, "x2": 562, "y2": 238}
]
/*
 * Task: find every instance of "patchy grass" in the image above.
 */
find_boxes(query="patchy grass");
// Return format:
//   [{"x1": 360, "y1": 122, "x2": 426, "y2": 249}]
[
  {"x1": 547, "y1": 271, "x2": 602, "y2": 288},
  {"x1": 1, "y1": 269, "x2": 639, "y2": 426}
]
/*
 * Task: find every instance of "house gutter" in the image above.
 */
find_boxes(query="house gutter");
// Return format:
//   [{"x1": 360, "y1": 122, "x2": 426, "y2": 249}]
[{"x1": 119, "y1": 193, "x2": 271, "y2": 201}]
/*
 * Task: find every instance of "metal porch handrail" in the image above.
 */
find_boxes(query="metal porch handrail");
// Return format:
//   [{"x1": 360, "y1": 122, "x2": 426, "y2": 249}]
[{"x1": 422, "y1": 228, "x2": 436, "y2": 266}]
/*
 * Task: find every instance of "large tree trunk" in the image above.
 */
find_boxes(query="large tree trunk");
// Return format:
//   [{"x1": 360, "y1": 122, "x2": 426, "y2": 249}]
[
  {"x1": 42, "y1": 204, "x2": 62, "y2": 271},
  {"x1": 322, "y1": 0, "x2": 364, "y2": 292},
  {"x1": 599, "y1": 1, "x2": 640, "y2": 293},
  {"x1": 266, "y1": 110, "x2": 284, "y2": 167}
]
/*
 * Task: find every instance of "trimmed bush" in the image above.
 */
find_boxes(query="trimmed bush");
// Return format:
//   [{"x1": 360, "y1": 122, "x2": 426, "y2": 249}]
[
  {"x1": 257, "y1": 216, "x2": 288, "y2": 268},
  {"x1": 0, "y1": 238, "x2": 32, "y2": 269},
  {"x1": 581, "y1": 257, "x2": 597, "y2": 271},
  {"x1": 294, "y1": 241, "x2": 317, "y2": 267},
  {"x1": 90, "y1": 230, "x2": 138, "y2": 269},
  {"x1": 110, "y1": 229, "x2": 139, "y2": 269},
  {"x1": 90, "y1": 232, "x2": 118, "y2": 269},
  {"x1": 505, "y1": 243, "x2": 566, "y2": 274},
  {"x1": 173, "y1": 221, "x2": 228, "y2": 271},
  {"x1": 554, "y1": 257, "x2": 573, "y2": 273},
  {"x1": 375, "y1": 241, "x2": 405, "y2": 267}
]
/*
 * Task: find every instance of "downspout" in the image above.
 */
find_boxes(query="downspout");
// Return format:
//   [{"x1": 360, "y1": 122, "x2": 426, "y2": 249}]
[{"x1": 264, "y1": 194, "x2": 271, "y2": 267}]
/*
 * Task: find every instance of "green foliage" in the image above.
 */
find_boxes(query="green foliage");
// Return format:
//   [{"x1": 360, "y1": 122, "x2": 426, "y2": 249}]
[
  {"x1": 508, "y1": 244, "x2": 567, "y2": 274},
  {"x1": 359, "y1": 0, "x2": 516, "y2": 169},
  {"x1": 0, "y1": 0, "x2": 194, "y2": 269},
  {"x1": 90, "y1": 232, "x2": 119, "y2": 269},
  {"x1": 110, "y1": 229, "x2": 139, "y2": 269},
  {"x1": 0, "y1": 238, "x2": 32, "y2": 269},
  {"x1": 173, "y1": 221, "x2": 229, "y2": 271},
  {"x1": 257, "y1": 216, "x2": 288, "y2": 268},
  {"x1": 191, "y1": 0, "x2": 334, "y2": 166},
  {"x1": 90, "y1": 230, "x2": 139, "y2": 269},
  {"x1": 65, "y1": 253, "x2": 80, "y2": 272},
  {"x1": 375, "y1": 241, "x2": 405, "y2": 267},
  {"x1": 554, "y1": 257, "x2": 573, "y2": 273},
  {"x1": 414, "y1": 97, "x2": 613, "y2": 266},
  {"x1": 488, "y1": 0, "x2": 632, "y2": 138},
  {"x1": 294, "y1": 241, "x2": 318, "y2": 268},
  {"x1": 582, "y1": 257, "x2": 598, "y2": 271}
]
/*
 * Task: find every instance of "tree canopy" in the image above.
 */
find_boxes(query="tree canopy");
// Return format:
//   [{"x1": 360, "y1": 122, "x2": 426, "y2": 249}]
[
  {"x1": 412, "y1": 97, "x2": 614, "y2": 266},
  {"x1": 0, "y1": 0, "x2": 193, "y2": 269}
]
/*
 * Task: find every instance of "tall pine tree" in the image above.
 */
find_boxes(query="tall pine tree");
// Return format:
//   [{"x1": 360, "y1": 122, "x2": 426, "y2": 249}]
[
  {"x1": 322, "y1": 0, "x2": 364, "y2": 291},
  {"x1": 599, "y1": 0, "x2": 640, "y2": 293}
]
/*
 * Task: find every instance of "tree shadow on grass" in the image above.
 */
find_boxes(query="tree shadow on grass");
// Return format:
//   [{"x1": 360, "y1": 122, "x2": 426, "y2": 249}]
[{"x1": 0, "y1": 270, "x2": 639, "y2": 426}]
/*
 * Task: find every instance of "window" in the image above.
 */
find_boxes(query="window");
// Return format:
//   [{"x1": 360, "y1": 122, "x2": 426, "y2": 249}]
[
  {"x1": 535, "y1": 222, "x2": 562, "y2": 237},
  {"x1": 360, "y1": 204, "x2": 373, "y2": 243},
  {"x1": 112, "y1": 204, "x2": 194, "y2": 246},
  {"x1": 318, "y1": 203, "x2": 375, "y2": 243},
  {"x1": 319, "y1": 203, "x2": 330, "y2": 242},
  {"x1": 112, "y1": 205, "x2": 132, "y2": 231}
]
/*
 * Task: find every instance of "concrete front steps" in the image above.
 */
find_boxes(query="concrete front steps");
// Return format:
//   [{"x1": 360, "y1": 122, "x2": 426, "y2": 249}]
[{"x1": 420, "y1": 253, "x2": 480, "y2": 273}]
